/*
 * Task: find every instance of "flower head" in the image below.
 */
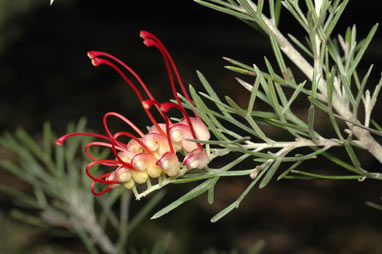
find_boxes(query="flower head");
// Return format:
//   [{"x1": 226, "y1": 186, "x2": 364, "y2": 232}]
[{"x1": 57, "y1": 31, "x2": 210, "y2": 196}]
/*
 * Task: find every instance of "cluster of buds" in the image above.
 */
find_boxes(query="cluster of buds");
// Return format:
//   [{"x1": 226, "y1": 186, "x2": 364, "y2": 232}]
[{"x1": 56, "y1": 31, "x2": 210, "y2": 196}]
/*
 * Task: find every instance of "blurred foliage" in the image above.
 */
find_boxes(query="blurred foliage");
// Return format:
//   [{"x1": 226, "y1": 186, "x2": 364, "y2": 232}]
[{"x1": 0, "y1": 119, "x2": 171, "y2": 254}]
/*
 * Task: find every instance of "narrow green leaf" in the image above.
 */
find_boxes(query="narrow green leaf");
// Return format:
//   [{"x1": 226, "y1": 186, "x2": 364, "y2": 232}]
[
  {"x1": 267, "y1": 78, "x2": 283, "y2": 119},
  {"x1": 340, "y1": 75, "x2": 356, "y2": 107},
  {"x1": 307, "y1": 105, "x2": 317, "y2": 141},
  {"x1": 348, "y1": 24, "x2": 378, "y2": 77},
  {"x1": 325, "y1": 0, "x2": 349, "y2": 38},
  {"x1": 270, "y1": 0, "x2": 282, "y2": 27},
  {"x1": 371, "y1": 120, "x2": 382, "y2": 131},
  {"x1": 282, "y1": 81, "x2": 307, "y2": 114},
  {"x1": 225, "y1": 96, "x2": 246, "y2": 117},
  {"x1": 185, "y1": 136, "x2": 250, "y2": 146},
  {"x1": 269, "y1": 33, "x2": 287, "y2": 75},
  {"x1": 223, "y1": 57, "x2": 255, "y2": 72},
  {"x1": 259, "y1": 156, "x2": 283, "y2": 188},
  {"x1": 343, "y1": 139, "x2": 361, "y2": 170},
  {"x1": 224, "y1": 65, "x2": 256, "y2": 76},
  {"x1": 248, "y1": 239, "x2": 266, "y2": 254},
  {"x1": 151, "y1": 178, "x2": 217, "y2": 219},
  {"x1": 238, "y1": 0, "x2": 258, "y2": 18},
  {"x1": 370, "y1": 74, "x2": 382, "y2": 111},
  {"x1": 366, "y1": 201, "x2": 382, "y2": 211},
  {"x1": 211, "y1": 168, "x2": 267, "y2": 222},
  {"x1": 194, "y1": 0, "x2": 252, "y2": 20},
  {"x1": 353, "y1": 65, "x2": 373, "y2": 119},
  {"x1": 247, "y1": 75, "x2": 261, "y2": 115},
  {"x1": 277, "y1": 160, "x2": 304, "y2": 180},
  {"x1": 288, "y1": 33, "x2": 313, "y2": 58},
  {"x1": 207, "y1": 185, "x2": 215, "y2": 204},
  {"x1": 281, "y1": 0, "x2": 308, "y2": 31},
  {"x1": 291, "y1": 170, "x2": 363, "y2": 180},
  {"x1": 311, "y1": 148, "x2": 362, "y2": 175}
]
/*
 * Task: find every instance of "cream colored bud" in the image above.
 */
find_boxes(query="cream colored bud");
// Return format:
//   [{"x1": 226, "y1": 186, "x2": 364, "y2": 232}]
[
  {"x1": 118, "y1": 171, "x2": 132, "y2": 182},
  {"x1": 118, "y1": 151, "x2": 135, "y2": 164},
  {"x1": 158, "y1": 153, "x2": 180, "y2": 177},
  {"x1": 123, "y1": 179, "x2": 135, "y2": 189},
  {"x1": 147, "y1": 164, "x2": 163, "y2": 178},
  {"x1": 127, "y1": 139, "x2": 143, "y2": 153},
  {"x1": 131, "y1": 170, "x2": 149, "y2": 184},
  {"x1": 171, "y1": 130, "x2": 183, "y2": 142}
]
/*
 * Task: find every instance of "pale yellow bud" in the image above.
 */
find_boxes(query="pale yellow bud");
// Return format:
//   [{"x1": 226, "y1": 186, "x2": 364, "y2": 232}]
[
  {"x1": 118, "y1": 171, "x2": 132, "y2": 182},
  {"x1": 158, "y1": 152, "x2": 180, "y2": 177},
  {"x1": 123, "y1": 179, "x2": 135, "y2": 189},
  {"x1": 147, "y1": 164, "x2": 163, "y2": 178},
  {"x1": 131, "y1": 170, "x2": 149, "y2": 184},
  {"x1": 127, "y1": 139, "x2": 143, "y2": 153}
]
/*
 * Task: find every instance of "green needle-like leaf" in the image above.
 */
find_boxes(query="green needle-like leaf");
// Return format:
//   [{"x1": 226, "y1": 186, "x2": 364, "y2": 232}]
[
  {"x1": 151, "y1": 178, "x2": 218, "y2": 219},
  {"x1": 259, "y1": 156, "x2": 283, "y2": 189}
]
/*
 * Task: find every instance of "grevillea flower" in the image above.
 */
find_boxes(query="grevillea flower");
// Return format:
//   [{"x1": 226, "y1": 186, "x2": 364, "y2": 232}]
[{"x1": 56, "y1": 31, "x2": 210, "y2": 196}]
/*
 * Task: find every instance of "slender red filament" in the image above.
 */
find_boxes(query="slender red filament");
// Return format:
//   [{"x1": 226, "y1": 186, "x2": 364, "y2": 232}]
[
  {"x1": 57, "y1": 131, "x2": 132, "y2": 169},
  {"x1": 91, "y1": 172, "x2": 113, "y2": 196},
  {"x1": 103, "y1": 112, "x2": 145, "y2": 138},
  {"x1": 139, "y1": 31, "x2": 194, "y2": 105},
  {"x1": 88, "y1": 51, "x2": 166, "y2": 131},
  {"x1": 56, "y1": 132, "x2": 112, "y2": 145},
  {"x1": 89, "y1": 56, "x2": 166, "y2": 137},
  {"x1": 85, "y1": 141, "x2": 124, "y2": 166},
  {"x1": 86, "y1": 160, "x2": 120, "y2": 184},
  {"x1": 88, "y1": 51, "x2": 156, "y2": 101}
]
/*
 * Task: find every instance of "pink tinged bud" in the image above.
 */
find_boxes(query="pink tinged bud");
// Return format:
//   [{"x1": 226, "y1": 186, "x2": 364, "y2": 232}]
[
  {"x1": 149, "y1": 123, "x2": 167, "y2": 134},
  {"x1": 113, "y1": 167, "x2": 135, "y2": 190},
  {"x1": 131, "y1": 153, "x2": 162, "y2": 179},
  {"x1": 114, "y1": 167, "x2": 132, "y2": 182},
  {"x1": 170, "y1": 123, "x2": 197, "y2": 152},
  {"x1": 127, "y1": 139, "x2": 143, "y2": 153},
  {"x1": 117, "y1": 150, "x2": 135, "y2": 165},
  {"x1": 183, "y1": 149, "x2": 209, "y2": 170},
  {"x1": 143, "y1": 133, "x2": 170, "y2": 155},
  {"x1": 180, "y1": 117, "x2": 210, "y2": 141},
  {"x1": 157, "y1": 152, "x2": 180, "y2": 177}
]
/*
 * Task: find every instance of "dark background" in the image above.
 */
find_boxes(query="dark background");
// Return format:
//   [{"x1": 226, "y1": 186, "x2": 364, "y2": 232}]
[{"x1": 0, "y1": 1, "x2": 382, "y2": 253}]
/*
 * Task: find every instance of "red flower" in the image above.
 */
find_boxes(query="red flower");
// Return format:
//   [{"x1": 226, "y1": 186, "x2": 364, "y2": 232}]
[{"x1": 56, "y1": 31, "x2": 210, "y2": 196}]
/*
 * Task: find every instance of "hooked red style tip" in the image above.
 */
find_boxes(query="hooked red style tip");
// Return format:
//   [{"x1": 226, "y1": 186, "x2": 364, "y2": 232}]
[{"x1": 56, "y1": 137, "x2": 65, "y2": 145}]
